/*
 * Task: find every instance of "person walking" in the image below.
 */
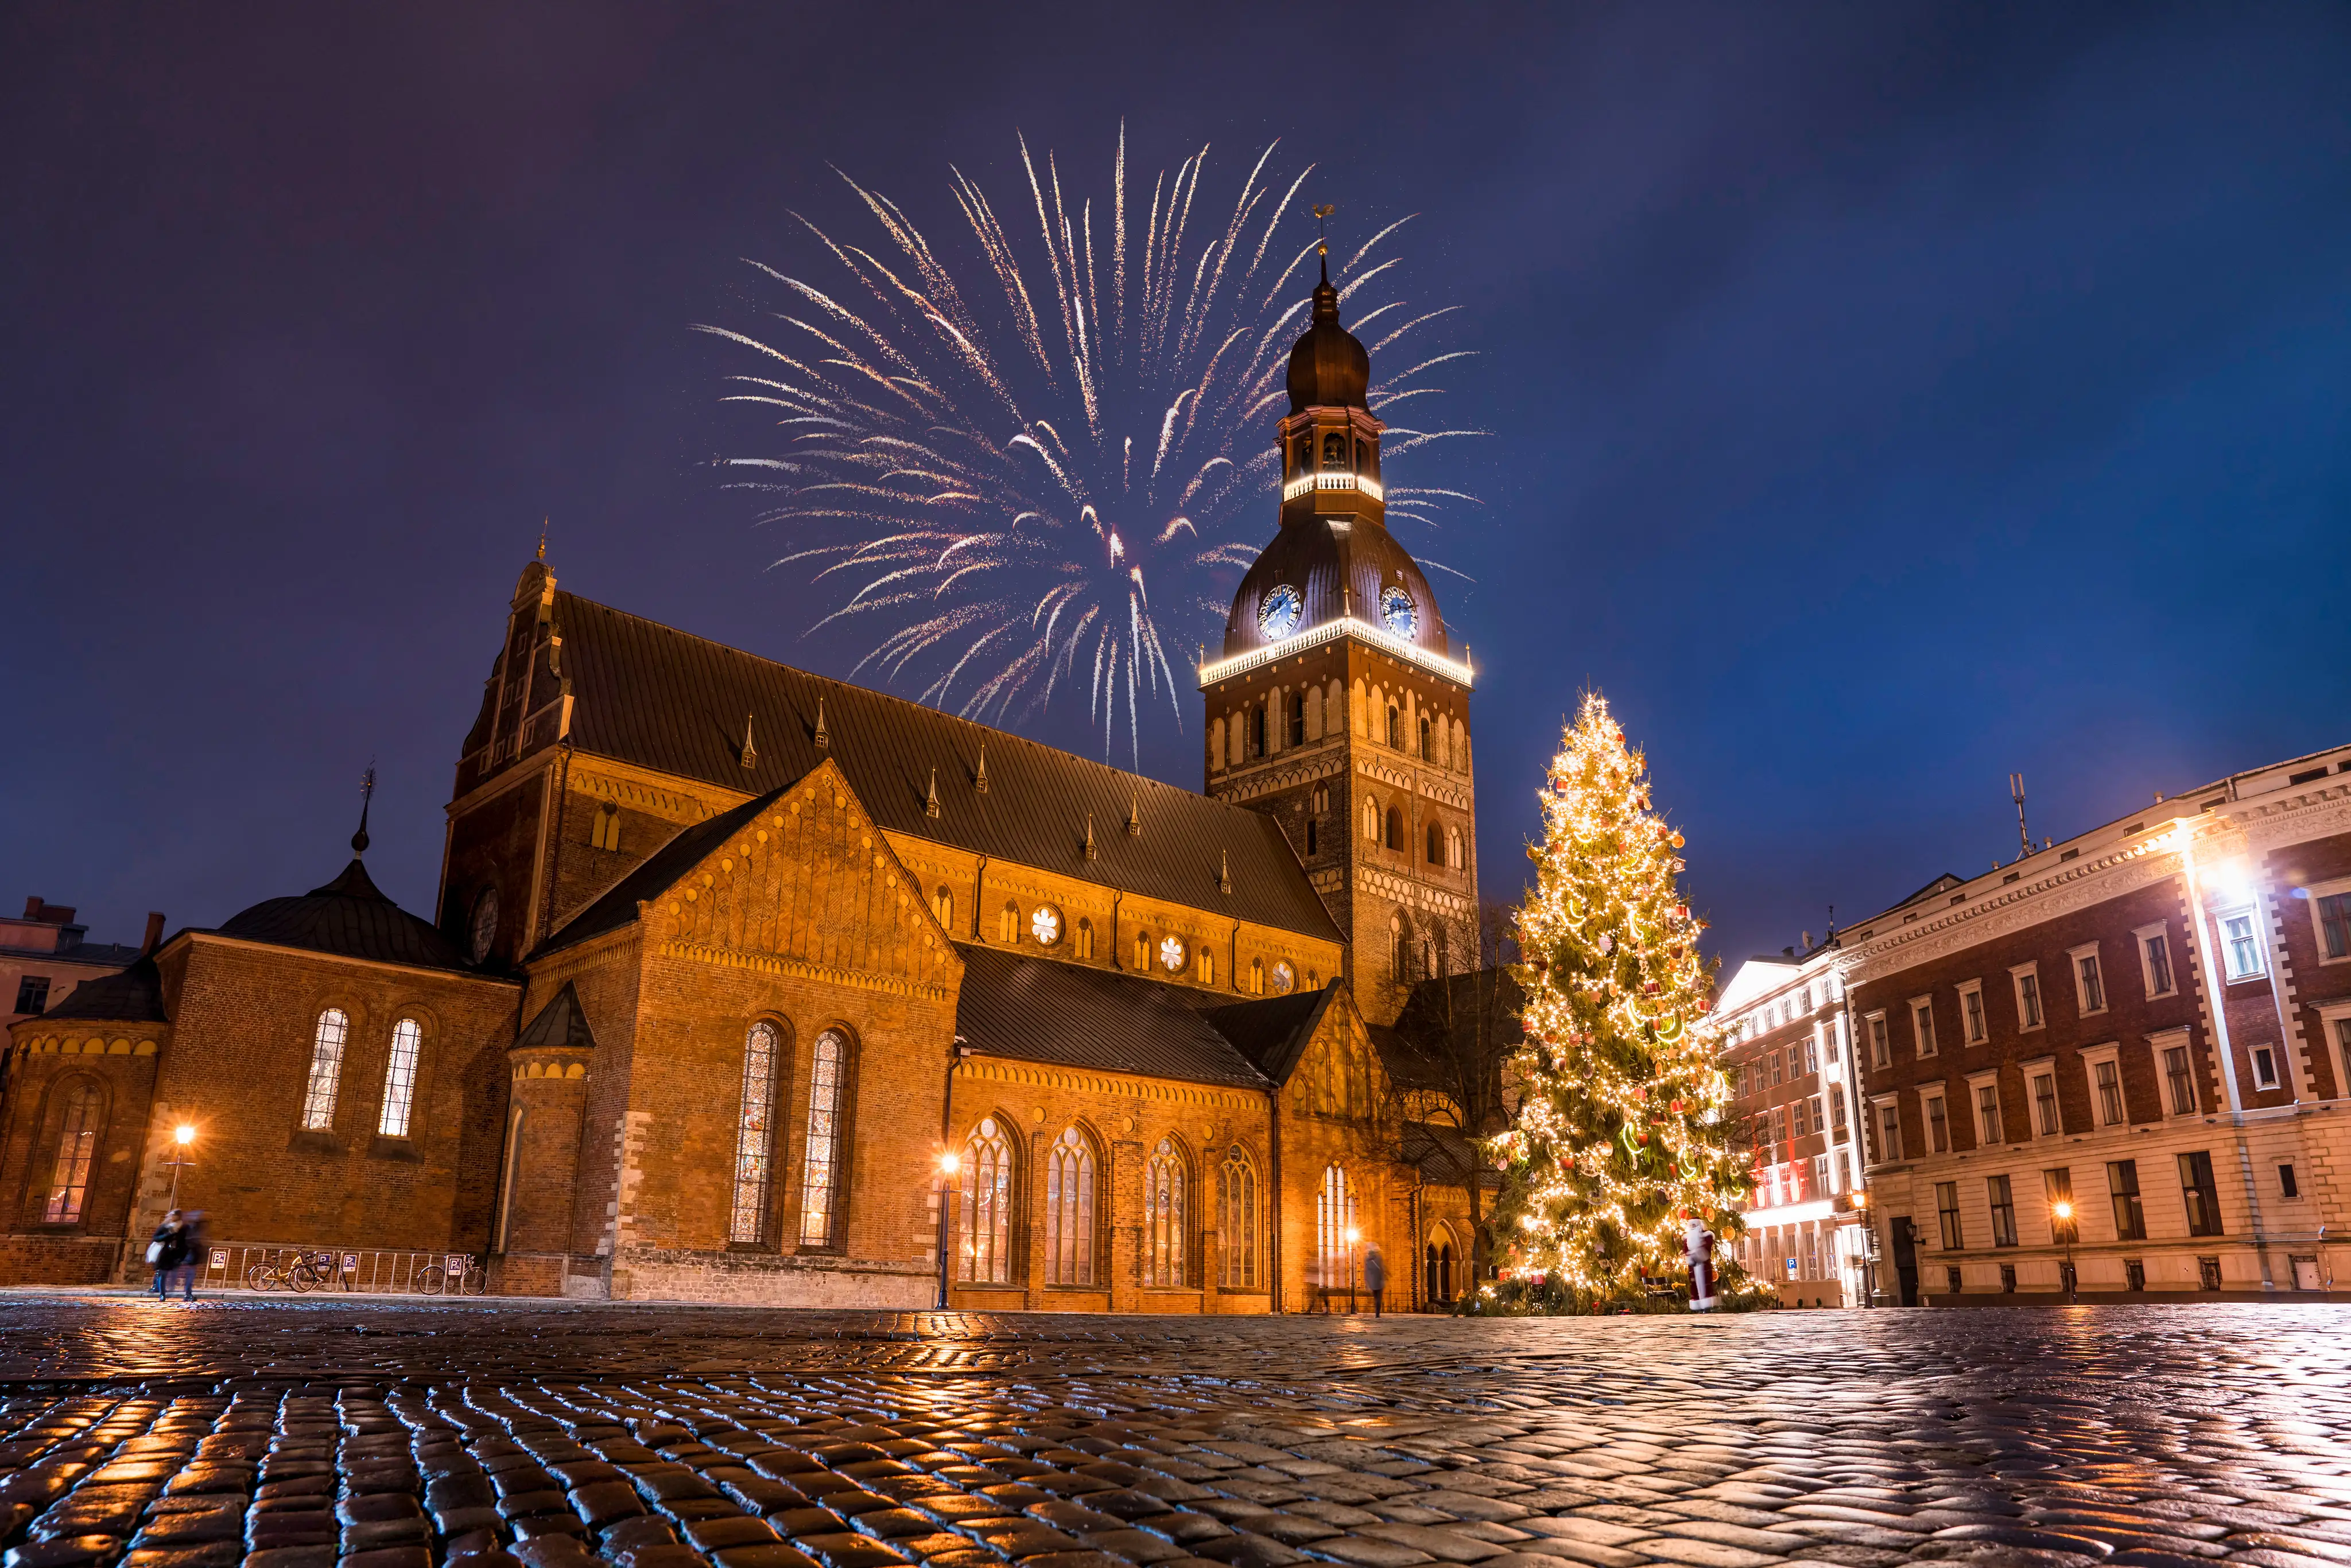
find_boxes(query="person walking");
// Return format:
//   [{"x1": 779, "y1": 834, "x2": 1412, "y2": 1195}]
[
  {"x1": 172, "y1": 1211, "x2": 208, "y2": 1302},
  {"x1": 1307, "y1": 1252, "x2": 1326, "y2": 1314},
  {"x1": 1364, "y1": 1244, "x2": 1387, "y2": 1317},
  {"x1": 148, "y1": 1211, "x2": 185, "y2": 1299}
]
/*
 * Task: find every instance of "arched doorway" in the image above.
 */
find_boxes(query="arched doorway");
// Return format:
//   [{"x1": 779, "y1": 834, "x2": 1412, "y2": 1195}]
[{"x1": 1425, "y1": 1224, "x2": 1458, "y2": 1306}]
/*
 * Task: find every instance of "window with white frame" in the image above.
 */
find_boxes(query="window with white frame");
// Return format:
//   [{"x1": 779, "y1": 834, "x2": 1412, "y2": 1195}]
[
  {"x1": 2135, "y1": 922, "x2": 2177, "y2": 998},
  {"x1": 2152, "y1": 1029, "x2": 2198, "y2": 1117},
  {"x1": 2303, "y1": 880, "x2": 2351, "y2": 964},
  {"x1": 2251, "y1": 1045, "x2": 2282, "y2": 1092},
  {"x1": 2011, "y1": 963, "x2": 2044, "y2": 1031},
  {"x1": 2026, "y1": 1060, "x2": 2061, "y2": 1137},
  {"x1": 2082, "y1": 1045, "x2": 2125, "y2": 1128},
  {"x1": 2070, "y1": 944, "x2": 2106, "y2": 1015},
  {"x1": 2220, "y1": 909, "x2": 2265, "y2": 980},
  {"x1": 1872, "y1": 1096, "x2": 1902, "y2": 1162},
  {"x1": 1910, "y1": 996, "x2": 1938, "y2": 1058},
  {"x1": 1959, "y1": 981, "x2": 1988, "y2": 1046},
  {"x1": 1922, "y1": 1090, "x2": 1950, "y2": 1155},
  {"x1": 1970, "y1": 1074, "x2": 2004, "y2": 1145},
  {"x1": 1867, "y1": 1011, "x2": 1890, "y2": 1069},
  {"x1": 2326, "y1": 1007, "x2": 2351, "y2": 1099}
]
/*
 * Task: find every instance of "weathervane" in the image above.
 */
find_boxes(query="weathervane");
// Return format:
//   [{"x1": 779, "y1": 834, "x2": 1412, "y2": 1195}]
[
  {"x1": 1312, "y1": 203, "x2": 1335, "y2": 257},
  {"x1": 353, "y1": 762, "x2": 377, "y2": 855}
]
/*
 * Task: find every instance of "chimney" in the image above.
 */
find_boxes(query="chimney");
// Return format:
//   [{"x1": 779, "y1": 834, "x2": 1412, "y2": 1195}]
[
  {"x1": 141, "y1": 912, "x2": 166, "y2": 957},
  {"x1": 24, "y1": 895, "x2": 41, "y2": 919}
]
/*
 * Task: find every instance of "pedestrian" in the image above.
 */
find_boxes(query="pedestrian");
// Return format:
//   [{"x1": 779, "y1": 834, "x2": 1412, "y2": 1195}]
[
  {"x1": 173, "y1": 1211, "x2": 208, "y2": 1302},
  {"x1": 1307, "y1": 1253, "x2": 1326, "y2": 1313},
  {"x1": 1364, "y1": 1244, "x2": 1386, "y2": 1317},
  {"x1": 148, "y1": 1210, "x2": 185, "y2": 1299}
]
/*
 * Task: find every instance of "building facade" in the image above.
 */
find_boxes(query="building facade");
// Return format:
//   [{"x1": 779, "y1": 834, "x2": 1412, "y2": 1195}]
[
  {"x1": 0, "y1": 262, "x2": 1490, "y2": 1307},
  {"x1": 1713, "y1": 947, "x2": 1869, "y2": 1306},
  {"x1": 1850, "y1": 742, "x2": 2351, "y2": 1303},
  {"x1": 1, "y1": 898, "x2": 156, "y2": 1045}
]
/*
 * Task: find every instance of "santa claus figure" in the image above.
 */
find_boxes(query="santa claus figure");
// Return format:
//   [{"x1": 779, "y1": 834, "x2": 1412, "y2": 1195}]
[{"x1": 1685, "y1": 1216, "x2": 1718, "y2": 1311}]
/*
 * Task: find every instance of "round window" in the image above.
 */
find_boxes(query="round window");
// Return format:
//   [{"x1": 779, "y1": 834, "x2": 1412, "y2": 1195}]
[
  {"x1": 1159, "y1": 934, "x2": 1187, "y2": 972},
  {"x1": 1271, "y1": 961, "x2": 1294, "y2": 994},
  {"x1": 979, "y1": 1117, "x2": 998, "y2": 1139},
  {"x1": 1258, "y1": 583, "x2": 1303, "y2": 640},
  {"x1": 468, "y1": 887, "x2": 499, "y2": 964},
  {"x1": 1031, "y1": 905, "x2": 1062, "y2": 945}
]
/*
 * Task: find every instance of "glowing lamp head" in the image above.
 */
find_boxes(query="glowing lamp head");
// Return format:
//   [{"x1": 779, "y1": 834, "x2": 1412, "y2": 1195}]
[
  {"x1": 2051, "y1": 1200, "x2": 2074, "y2": 1222},
  {"x1": 174, "y1": 1124, "x2": 196, "y2": 1147},
  {"x1": 1345, "y1": 1227, "x2": 1361, "y2": 1246},
  {"x1": 938, "y1": 1151, "x2": 961, "y2": 1176}
]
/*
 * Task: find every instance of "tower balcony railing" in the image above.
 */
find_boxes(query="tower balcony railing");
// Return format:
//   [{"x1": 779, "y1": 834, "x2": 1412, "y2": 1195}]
[
  {"x1": 1281, "y1": 471, "x2": 1384, "y2": 503},
  {"x1": 1197, "y1": 612, "x2": 1473, "y2": 690}
]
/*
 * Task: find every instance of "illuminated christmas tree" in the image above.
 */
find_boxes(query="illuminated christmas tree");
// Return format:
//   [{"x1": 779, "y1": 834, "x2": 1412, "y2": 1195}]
[{"x1": 1487, "y1": 692, "x2": 1755, "y2": 1309}]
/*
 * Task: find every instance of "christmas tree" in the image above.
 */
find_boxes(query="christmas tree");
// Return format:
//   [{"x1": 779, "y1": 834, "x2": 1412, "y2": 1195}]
[{"x1": 1486, "y1": 692, "x2": 1756, "y2": 1309}]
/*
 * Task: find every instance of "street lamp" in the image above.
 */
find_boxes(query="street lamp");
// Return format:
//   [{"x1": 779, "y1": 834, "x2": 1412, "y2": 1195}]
[
  {"x1": 167, "y1": 1123, "x2": 196, "y2": 1209},
  {"x1": 2051, "y1": 1199, "x2": 2076, "y2": 1303},
  {"x1": 1345, "y1": 1226, "x2": 1361, "y2": 1314},
  {"x1": 934, "y1": 1150, "x2": 961, "y2": 1310}
]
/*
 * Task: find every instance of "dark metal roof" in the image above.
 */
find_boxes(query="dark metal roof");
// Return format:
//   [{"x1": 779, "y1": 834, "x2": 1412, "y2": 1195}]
[
  {"x1": 515, "y1": 981, "x2": 598, "y2": 1053},
  {"x1": 1195, "y1": 981, "x2": 1340, "y2": 1087},
  {"x1": 534, "y1": 785, "x2": 789, "y2": 958},
  {"x1": 1400, "y1": 1121, "x2": 1502, "y2": 1187},
  {"x1": 214, "y1": 859, "x2": 486, "y2": 976},
  {"x1": 37, "y1": 956, "x2": 168, "y2": 1024},
  {"x1": 1219, "y1": 515, "x2": 1451, "y2": 661},
  {"x1": 544, "y1": 592, "x2": 1341, "y2": 945},
  {"x1": 1286, "y1": 267, "x2": 1370, "y2": 414},
  {"x1": 953, "y1": 948, "x2": 1274, "y2": 1091}
]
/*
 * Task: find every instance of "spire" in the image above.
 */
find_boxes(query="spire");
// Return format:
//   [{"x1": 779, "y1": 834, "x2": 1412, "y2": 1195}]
[
  {"x1": 740, "y1": 714, "x2": 758, "y2": 771},
  {"x1": 975, "y1": 742, "x2": 989, "y2": 795},
  {"x1": 1219, "y1": 848, "x2": 1232, "y2": 896},
  {"x1": 1126, "y1": 795, "x2": 1141, "y2": 836},
  {"x1": 813, "y1": 697, "x2": 829, "y2": 750},
  {"x1": 351, "y1": 763, "x2": 375, "y2": 856},
  {"x1": 925, "y1": 767, "x2": 940, "y2": 819},
  {"x1": 1084, "y1": 814, "x2": 1098, "y2": 861}
]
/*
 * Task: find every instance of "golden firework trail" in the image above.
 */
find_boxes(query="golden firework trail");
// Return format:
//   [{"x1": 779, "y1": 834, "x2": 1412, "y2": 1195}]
[{"x1": 701, "y1": 125, "x2": 1484, "y2": 765}]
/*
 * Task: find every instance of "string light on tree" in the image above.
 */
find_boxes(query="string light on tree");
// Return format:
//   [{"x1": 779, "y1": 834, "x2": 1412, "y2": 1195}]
[{"x1": 1484, "y1": 692, "x2": 1761, "y2": 1309}]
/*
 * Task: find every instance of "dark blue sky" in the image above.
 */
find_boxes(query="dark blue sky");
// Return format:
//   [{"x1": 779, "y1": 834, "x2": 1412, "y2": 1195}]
[{"x1": 5, "y1": 4, "x2": 2347, "y2": 968}]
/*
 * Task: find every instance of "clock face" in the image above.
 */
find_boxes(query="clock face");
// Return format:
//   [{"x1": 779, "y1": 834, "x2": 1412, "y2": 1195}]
[
  {"x1": 468, "y1": 887, "x2": 499, "y2": 964},
  {"x1": 1159, "y1": 934, "x2": 1187, "y2": 972},
  {"x1": 1258, "y1": 583, "x2": 1303, "y2": 640},
  {"x1": 1380, "y1": 586, "x2": 1417, "y2": 638},
  {"x1": 1030, "y1": 905, "x2": 1062, "y2": 946}
]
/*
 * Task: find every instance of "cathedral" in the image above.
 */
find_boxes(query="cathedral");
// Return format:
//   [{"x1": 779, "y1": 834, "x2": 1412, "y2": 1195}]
[{"x1": 0, "y1": 259, "x2": 1495, "y2": 1310}]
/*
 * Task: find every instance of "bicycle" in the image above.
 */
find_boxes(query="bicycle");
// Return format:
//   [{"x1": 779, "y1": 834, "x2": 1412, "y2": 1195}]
[
  {"x1": 417, "y1": 1254, "x2": 488, "y2": 1297},
  {"x1": 243, "y1": 1251, "x2": 337, "y2": 1293}
]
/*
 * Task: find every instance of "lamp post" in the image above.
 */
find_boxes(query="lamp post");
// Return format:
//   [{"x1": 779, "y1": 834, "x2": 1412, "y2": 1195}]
[
  {"x1": 2051, "y1": 1199, "x2": 2076, "y2": 1303},
  {"x1": 935, "y1": 1150, "x2": 961, "y2": 1310},
  {"x1": 166, "y1": 1123, "x2": 196, "y2": 1209},
  {"x1": 1345, "y1": 1225, "x2": 1361, "y2": 1314}
]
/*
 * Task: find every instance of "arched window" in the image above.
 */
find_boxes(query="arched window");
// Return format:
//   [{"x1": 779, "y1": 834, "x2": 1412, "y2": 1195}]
[
  {"x1": 1385, "y1": 806, "x2": 1404, "y2": 850},
  {"x1": 1287, "y1": 692, "x2": 1306, "y2": 747},
  {"x1": 1293, "y1": 437, "x2": 1311, "y2": 476},
  {"x1": 301, "y1": 1008, "x2": 348, "y2": 1130},
  {"x1": 1312, "y1": 783, "x2": 1330, "y2": 814},
  {"x1": 998, "y1": 902, "x2": 1017, "y2": 943},
  {"x1": 1387, "y1": 705, "x2": 1402, "y2": 748},
  {"x1": 1356, "y1": 438, "x2": 1370, "y2": 472},
  {"x1": 1248, "y1": 704, "x2": 1266, "y2": 759},
  {"x1": 1418, "y1": 716, "x2": 1430, "y2": 757},
  {"x1": 1251, "y1": 957, "x2": 1264, "y2": 995},
  {"x1": 1391, "y1": 915, "x2": 1406, "y2": 981},
  {"x1": 1135, "y1": 932, "x2": 1151, "y2": 971},
  {"x1": 1075, "y1": 918, "x2": 1095, "y2": 959},
  {"x1": 1322, "y1": 430, "x2": 1345, "y2": 467},
  {"x1": 378, "y1": 1018, "x2": 422, "y2": 1138},
  {"x1": 1145, "y1": 1139, "x2": 1186, "y2": 1287},
  {"x1": 41, "y1": 1080, "x2": 103, "y2": 1224},
  {"x1": 1045, "y1": 1127, "x2": 1096, "y2": 1286},
  {"x1": 1361, "y1": 798, "x2": 1379, "y2": 842},
  {"x1": 1199, "y1": 948, "x2": 1216, "y2": 985},
  {"x1": 1316, "y1": 1164, "x2": 1355, "y2": 1297},
  {"x1": 1427, "y1": 1234, "x2": 1457, "y2": 1303},
  {"x1": 728, "y1": 1022, "x2": 781, "y2": 1244},
  {"x1": 934, "y1": 887, "x2": 954, "y2": 929},
  {"x1": 1219, "y1": 1147, "x2": 1258, "y2": 1288},
  {"x1": 591, "y1": 801, "x2": 622, "y2": 852},
  {"x1": 956, "y1": 1117, "x2": 1015, "y2": 1284},
  {"x1": 798, "y1": 1028, "x2": 848, "y2": 1247},
  {"x1": 1426, "y1": 824, "x2": 1444, "y2": 864}
]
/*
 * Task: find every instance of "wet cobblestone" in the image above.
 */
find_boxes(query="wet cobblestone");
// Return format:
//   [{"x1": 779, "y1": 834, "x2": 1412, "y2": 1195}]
[{"x1": 5, "y1": 1300, "x2": 2351, "y2": 1568}]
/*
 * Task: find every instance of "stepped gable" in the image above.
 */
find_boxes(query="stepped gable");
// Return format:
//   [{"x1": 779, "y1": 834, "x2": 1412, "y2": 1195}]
[
  {"x1": 953, "y1": 946, "x2": 1273, "y2": 1090},
  {"x1": 36, "y1": 955, "x2": 168, "y2": 1023},
  {"x1": 547, "y1": 592, "x2": 1341, "y2": 942},
  {"x1": 216, "y1": 859, "x2": 477, "y2": 974}
]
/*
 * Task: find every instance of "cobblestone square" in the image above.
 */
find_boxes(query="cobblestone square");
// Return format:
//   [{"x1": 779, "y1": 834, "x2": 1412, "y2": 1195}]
[{"x1": 6, "y1": 1299, "x2": 2351, "y2": 1568}]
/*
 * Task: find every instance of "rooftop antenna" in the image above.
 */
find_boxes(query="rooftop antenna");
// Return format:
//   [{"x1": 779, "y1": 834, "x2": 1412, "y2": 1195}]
[
  {"x1": 352, "y1": 762, "x2": 376, "y2": 856},
  {"x1": 2009, "y1": 772, "x2": 2031, "y2": 861}
]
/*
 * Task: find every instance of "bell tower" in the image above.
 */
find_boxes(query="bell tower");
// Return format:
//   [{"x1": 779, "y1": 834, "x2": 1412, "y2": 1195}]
[{"x1": 1199, "y1": 240, "x2": 1477, "y2": 1024}]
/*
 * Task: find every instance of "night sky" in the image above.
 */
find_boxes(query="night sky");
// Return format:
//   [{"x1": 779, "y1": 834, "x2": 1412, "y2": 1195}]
[{"x1": 5, "y1": 5, "x2": 2347, "y2": 972}]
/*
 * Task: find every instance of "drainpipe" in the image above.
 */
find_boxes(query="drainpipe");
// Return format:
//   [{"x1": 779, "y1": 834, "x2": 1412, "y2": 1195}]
[{"x1": 1268, "y1": 1084, "x2": 1284, "y2": 1313}]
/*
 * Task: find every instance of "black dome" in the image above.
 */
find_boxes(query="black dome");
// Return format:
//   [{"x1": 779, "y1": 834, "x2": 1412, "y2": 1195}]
[
  {"x1": 1221, "y1": 517, "x2": 1448, "y2": 662},
  {"x1": 216, "y1": 859, "x2": 478, "y2": 973},
  {"x1": 1285, "y1": 271, "x2": 1369, "y2": 414}
]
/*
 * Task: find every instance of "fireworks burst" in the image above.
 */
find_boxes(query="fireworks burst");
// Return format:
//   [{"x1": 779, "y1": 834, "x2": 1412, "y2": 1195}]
[{"x1": 701, "y1": 126, "x2": 1483, "y2": 764}]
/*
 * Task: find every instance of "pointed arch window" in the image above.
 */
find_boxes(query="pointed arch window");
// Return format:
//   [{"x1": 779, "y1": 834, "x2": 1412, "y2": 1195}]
[
  {"x1": 957, "y1": 1117, "x2": 1015, "y2": 1284},
  {"x1": 1248, "y1": 704, "x2": 1267, "y2": 759},
  {"x1": 1287, "y1": 692, "x2": 1306, "y2": 748},
  {"x1": 999, "y1": 902, "x2": 1018, "y2": 943},
  {"x1": 728, "y1": 1022, "x2": 781, "y2": 1244},
  {"x1": 798, "y1": 1028, "x2": 847, "y2": 1247},
  {"x1": 1219, "y1": 1147, "x2": 1258, "y2": 1288},
  {"x1": 934, "y1": 887, "x2": 954, "y2": 929},
  {"x1": 42, "y1": 1081, "x2": 103, "y2": 1224},
  {"x1": 1361, "y1": 798, "x2": 1379, "y2": 842},
  {"x1": 301, "y1": 1008, "x2": 348, "y2": 1130},
  {"x1": 378, "y1": 1018, "x2": 422, "y2": 1138},
  {"x1": 1250, "y1": 957, "x2": 1264, "y2": 995},
  {"x1": 1145, "y1": 1139, "x2": 1186, "y2": 1287},
  {"x1": 1316, "y1": 1163, "x2": 1356, "y2": 1297},
  {"x1": 1045, "y1": 1127, "x2": 1097, "y2": 1286},
  {"x1": 1385, "y1": 806, "x2": 1404, "y2": 850},
  {"x1": 1387, "y1": 705, "x2": 1402, "y2": 748},
  {"x1": 1426, "y1": 823, "x2": 1444, "y2": 864},
  {"x1": 1199, "y1": 948, "x2": 1215, "y2": 985},
  {"x1": 1135, "y1": 932, "x2": 1151, "y2": 971},
  {"x1": 1075, "y1": 918, "x2": 1095, "y2": 959}
]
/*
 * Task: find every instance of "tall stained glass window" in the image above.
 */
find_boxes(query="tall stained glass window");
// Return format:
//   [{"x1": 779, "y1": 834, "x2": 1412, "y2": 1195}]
[
  {"x1": 798, "y1": 1029, "x2": 847, "y2": 1246},
  {"x1": 729, "y1": 1022, "x2": 781, "y2": 1244}
]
